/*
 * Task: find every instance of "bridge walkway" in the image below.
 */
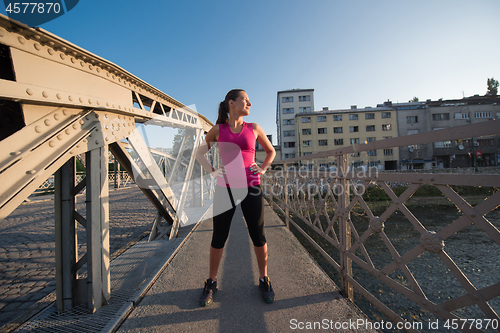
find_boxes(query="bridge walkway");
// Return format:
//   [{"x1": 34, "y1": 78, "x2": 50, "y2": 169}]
[{"x1": 116, "y1": 202, "x2": 377, "y2": 333}]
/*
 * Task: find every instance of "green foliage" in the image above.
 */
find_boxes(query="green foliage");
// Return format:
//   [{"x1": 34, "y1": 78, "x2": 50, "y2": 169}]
[
  {"x1": 487, "y1": 77, "x2": 499, "y2": 96},
  {"x1": 409, "y1": 96, "x2": 419, "y2": 102},
  {"x1": 76, "y1": 158, "x2": 85, "y2": 172}
]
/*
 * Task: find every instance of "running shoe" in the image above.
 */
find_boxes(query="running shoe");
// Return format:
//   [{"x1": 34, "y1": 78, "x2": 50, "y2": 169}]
[
  {"x1": 199, "y1": 278, "x2": 217, "y2": 307},
  {"x1": 259, "y1": 276, "x2": 275, "y2": 303}
]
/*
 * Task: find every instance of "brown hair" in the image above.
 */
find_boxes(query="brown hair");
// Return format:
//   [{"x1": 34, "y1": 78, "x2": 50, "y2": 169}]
[{"x1": 216, "y1": 89, "x2": 245, "y2": 124}]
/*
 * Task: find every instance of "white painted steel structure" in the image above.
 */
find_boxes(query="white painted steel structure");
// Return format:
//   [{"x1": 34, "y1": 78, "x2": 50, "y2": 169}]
[{"x1": 0, "y1": 14, "x2": 215, "y2": 315}]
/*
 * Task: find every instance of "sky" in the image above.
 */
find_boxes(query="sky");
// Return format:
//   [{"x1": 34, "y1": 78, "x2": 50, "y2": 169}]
[{"x1": 2, "y1": 0, "x2": 500, "y2": 148}]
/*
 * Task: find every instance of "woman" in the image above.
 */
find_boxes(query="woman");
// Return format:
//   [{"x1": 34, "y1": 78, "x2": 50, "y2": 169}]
[{"x1": 195, "y1": 89, "x2": 276, "y2": 307}]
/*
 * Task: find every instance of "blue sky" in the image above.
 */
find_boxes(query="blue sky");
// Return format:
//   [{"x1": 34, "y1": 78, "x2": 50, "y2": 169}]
[{"x1": 2, "y1": 0, "x2": 499, "y2": 148}]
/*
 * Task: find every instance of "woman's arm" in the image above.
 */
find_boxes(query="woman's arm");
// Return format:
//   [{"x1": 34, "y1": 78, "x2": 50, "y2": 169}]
[
  {"x1": 195, "y1": 125, "x2": 225, "y2": 176},
  {"x1": 250, "y1": 123, "x2": 276, "y2": 175}
]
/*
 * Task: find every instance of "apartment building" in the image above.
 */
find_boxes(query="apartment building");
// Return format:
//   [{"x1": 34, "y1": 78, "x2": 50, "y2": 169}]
[
  {"x1": 296, "y1": 106, "x2": 399, "y2": 171},
  {"x1": 276, "y1": 89, "x2": 314, "y2": 160},
  {"x1": 392, "y1": 96, "x2": 500, "y2": 169}
]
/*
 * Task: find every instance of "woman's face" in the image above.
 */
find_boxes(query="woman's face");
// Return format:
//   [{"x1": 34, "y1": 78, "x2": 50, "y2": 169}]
[{"x1": 229, "y1": 91, "x2": 252, "y2": 115}]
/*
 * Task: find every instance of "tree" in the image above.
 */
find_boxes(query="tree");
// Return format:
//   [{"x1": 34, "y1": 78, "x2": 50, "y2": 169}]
[
  {"x1": 409, "y1": 96, "x2": 419, "y2": 102},
  {"x1": 487, "y1": 77, "x2": 499, "y2": 96}
]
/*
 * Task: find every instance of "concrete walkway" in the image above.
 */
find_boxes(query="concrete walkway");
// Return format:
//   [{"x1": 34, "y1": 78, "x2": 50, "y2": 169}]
[{"x1": 117, "y1": 202, "x2": 377, "y2": 333}]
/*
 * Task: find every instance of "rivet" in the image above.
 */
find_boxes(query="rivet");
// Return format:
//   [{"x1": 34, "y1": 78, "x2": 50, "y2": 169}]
[
  {"x1": 35, "y1": 126, "x2": 42, "y2": 133},
  {"x1": 42, "y1": 91, "x2": 49, "y2": 98},
  {"x1": 89, "y1": 65, "x2": 93, "y2": 70},
  {"x1": 106, "y1": 72, "x2": 110, "y2": 77},
  {"x1": 56, "y1": 93, "x2": 62, "y2": 100},
  {"x1": 65, "y1": 129, "x2": 71, "y2": 135},
  {"x1": 96, "y1": 101, "x2": 100, "y2": 105},
  {"x1": 18, "y1": 36, "x2": 25, "y2": 44},
  {"x1": 111, "y1": 131, "x2": 115, "y2": 135},
  {"x1": 85, "y1": 116, "x2": 90, "y2": 120},
  {"x1": 26, "y1": 170, "x2": 36, "y2": 175},
  {"x1": 118, "y1": 105, "x2": 121, "y2": 109},
  {"x1": 34, "y1": 34, "x2": 41, "y2": 40},
  {"x1": 112, "y1": 75, "x2": 115, "y2": 79},
  {"x1": 105, "y1": 125, "x2": 109, "y2": 129},
  {"x1": 88, "y1": 99, "x2": 92, "y2": 104},
  {"x1": 71, "y1": 57, "x2": 76, "y2": 63},
  {"x1": 95, "y1": 114, "x2": 99, "y2": 119},
  {"x1": 88, "y1": 134, "x2": 92, "y2": 138},
  {"x1": 79, "y1": 119, "x2": 84, "y2": 125},
  {"x1": 26, "y1": 88, "x2": 34, "y2": 96},
  {"x1": 79, "y1": 97, "x2": 83, "y2": 103},
  {"x1": 47, "y1": 48, "x2": 54, "y2": 55},
  {"x1": 69, "y1": 151, "x2": 74, "y2": 155},
  {"x1": 80, "y1": 61, "x2": 85, "y2": 67},
  {"x1": 57, "y1": 134, "x2": 63, "y2": 141},
  {"x1": 68, "y1": 95, "x2": 73, "y2": 101},
  {"x1": 82, "y1": 139, "x2": 87, "y2": 143},
  {"x1": 10, "y1": 151, "x2": 21, "y2": 156},
  {"x1": 105, "y1": 137, "x2": 109, "y2": 141},
  {"x1": 54, "y1": 114, "x2": 60, "y2": 121},
  {"x1": 72, "y1": 124, "x2": 78, "y2": 129},
  {"x1": 49, "y1": 141, "x2": 55, "y2": 147},
  {"x1": 106, "y1": 102, "x2": 110, "y2": 106},
  {"x1": 44, "y1": 119, "x2": 51, "y2": 126},
  {"x1": 61, "y1": 47, "x2": 66, "y2": 51},
  {"x1": 112, "y1": 104, "x2": 115, "y2": 108},
  {"x1": 96, "y1": 68, "x2": 100, "y2": 73},
  {"x1": 62, "y1": 109, "x2": 68, "y2": 116},
  {"x1": 95, "y1": 140, "x2": 99, "y2": 145},
  {"x1": 104, "y1": 114, "x2": 108, "y2": 118},
  {"x1": 95, "y1": 128, "x2": 99, "y2": 132},
  {"x1": 0, "y1": 29, "x2": 4, "y2": 37},
  {"x1": 76, "y1": 144, "x2": 80, "y2": 148},
  {"x1": 60, "y1": 53, "x2": 66, "y2": 60}
]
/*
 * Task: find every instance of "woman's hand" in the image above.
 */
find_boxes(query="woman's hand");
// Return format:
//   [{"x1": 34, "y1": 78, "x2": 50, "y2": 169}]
[
  {"x1": 210, "y1": 165, "x2": 227, "y2": 178},
  {"x1": 249, "y1": 162, "x2": 266, "y2": 175}
]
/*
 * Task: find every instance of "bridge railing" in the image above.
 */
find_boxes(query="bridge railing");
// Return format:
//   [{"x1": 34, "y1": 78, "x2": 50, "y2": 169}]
[{"x1": 262, "y1": 120, "x2": 500, "y2": 332}]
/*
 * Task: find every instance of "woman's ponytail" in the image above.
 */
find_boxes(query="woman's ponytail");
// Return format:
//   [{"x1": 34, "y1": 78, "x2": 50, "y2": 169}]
[
  {"x1": 216, "y1": 100, "x2": 229, "y2": 124},
  {"x1": 215, "y1": 89, "x2": 245, "y2": 125}
]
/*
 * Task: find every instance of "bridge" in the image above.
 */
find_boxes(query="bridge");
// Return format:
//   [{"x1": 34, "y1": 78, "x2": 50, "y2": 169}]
[{"x1": 0, "y1": 13, "x2": 499, "y2": 333}]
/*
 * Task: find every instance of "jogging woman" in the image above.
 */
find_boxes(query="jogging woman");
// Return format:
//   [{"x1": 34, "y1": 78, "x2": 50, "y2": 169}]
[{"x1": 195, "y1": 89, "x2": 276, "y2": 306}]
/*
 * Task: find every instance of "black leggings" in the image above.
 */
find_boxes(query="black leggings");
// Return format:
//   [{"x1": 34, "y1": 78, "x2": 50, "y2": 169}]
[{"x1": 211, "y1": 185, "x2": 266, "y2": 249}]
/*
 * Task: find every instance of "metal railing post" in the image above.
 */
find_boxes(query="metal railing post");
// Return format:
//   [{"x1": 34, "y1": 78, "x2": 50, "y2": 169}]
[
  {"x1": 337, "y1": 153, "x2": 353, "y2": 300},
  {"x1": 284, "y1": 163, "x2": 289, "y2": 228}
]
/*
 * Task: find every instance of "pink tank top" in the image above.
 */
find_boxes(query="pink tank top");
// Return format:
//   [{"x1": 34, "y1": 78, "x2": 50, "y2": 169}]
[{"x1": 217, "y1": 121, "x2": 260, "y2": 188}]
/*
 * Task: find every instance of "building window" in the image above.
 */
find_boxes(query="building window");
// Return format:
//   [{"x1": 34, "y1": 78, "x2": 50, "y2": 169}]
[
  {"x1": 318, "y1": 128, "x2": 327, "y2": 134},
  {"x1": 284, "y1": 142, "x2": 295, "y2": 148},
  {"x1": 382, "y1": 112, "x2": 391, "y2": 118},
  {"x1": 333, "y1": 115, "x2": 342, "y2": 121},
  {"x1": 475, "y1": 112, "x2": 492, "y2": 119},
  {"x1": 406, "y1": 116, "x2": 418, "y2": 124},
  {"x1": 303, "y1": 152, "x2": 312, "y2": 156},
  {"x1": 302, "y1": 117, "x2": 311, "y2": 123},
  {"x1": 382, "y1": 124, "x2": 392, "y2": 131},
  {"x1": 283, "y1": 119, "x2": 295, "y2": 125},
  {"x1": 353, "y1": 161, "x2": 363, "y2": 168},
  {"x1": 384, "y1": 149, "x2": 393, "y2": 155},
  {"x1": 368, "y1": 161, "x2": 378, "y2": 167},
  {"x1": 477, "y1": 139, "x2": 494, "y2": 146},
  {"x1": 367, "y1": 150, "x2": 377, "y2": 156},
  {"x1": 407, "y1": 129, "x2": 418, "y2": 135},
  {"x1": 283, "y1": 130, "x2": 295, "y2": 136},
  {"x1": 284, "y1": 153, "x2": 296, "y2": 159},
  {"x1": 302, "y1": 128, "x2": 311, "y2": 135},
  {"x1": 350, "y1": 138, "x2": 359, "y2": 144},
  {"x1": 349, "y1": 114, "x2": 358, "y2": 120},
  {"x1": 317, "y1": 116, "x2": 327, "y2": 122},
  {"x1": 303, "y1": 140, "x2": 312, "y2": 147},
  {"x1": 432, "y1": 113, "x2": 450, "y2": 121},
  {"x1": 350, "y1": 126, "x2": 359, "y2": 132},
  {"x1": 365, "y1": 113, "x2": 375, "y2": 119},
  {"x1": 299, "y1": 107, "x2": 311, "y2": 113},
  {"x1": 299, "y1": 95, "x2": 311, "y2": 102},
  {"x1": 283, "y1": 108, "x2": 294, "y2": 114},
  {"x1": 333, "y1": 127, "x2": 343, "y2": 133},
  {"x1": 351, "y1": 152, "x2": 360, "y2": 157},
  {"x1": 454, "y1": 112, "x2": 469, "y2": 120},
  {"x1": 334, "y1": 139, "x2": 343, "y2": 145},
  {"x1": 383, "y1": 136, "x2": 392, "y2": 139},
  {"x1": 366, "y1": 125, "x2": 375, "y2": 132},
  {"x1": 282, "y1": 96, "x2": 293, "y2": 103},
  {"x1": 318, "y1": 140, "x2": 328, "y2": 146},
  {"x1": 366, "y1": 137, "x2": 376, "y2": 143},
  {"x1": 434, "y1": 141, "x2": 451, "y2": 148}
]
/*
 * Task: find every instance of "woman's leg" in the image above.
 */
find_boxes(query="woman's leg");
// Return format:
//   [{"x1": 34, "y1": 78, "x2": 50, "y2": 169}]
[
  {"x1": 209, "y1": 246, "x2": 224, "y2": 281},
  {"x1": 253, "y1": 244, "x2": 268, "y2": 279}
]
